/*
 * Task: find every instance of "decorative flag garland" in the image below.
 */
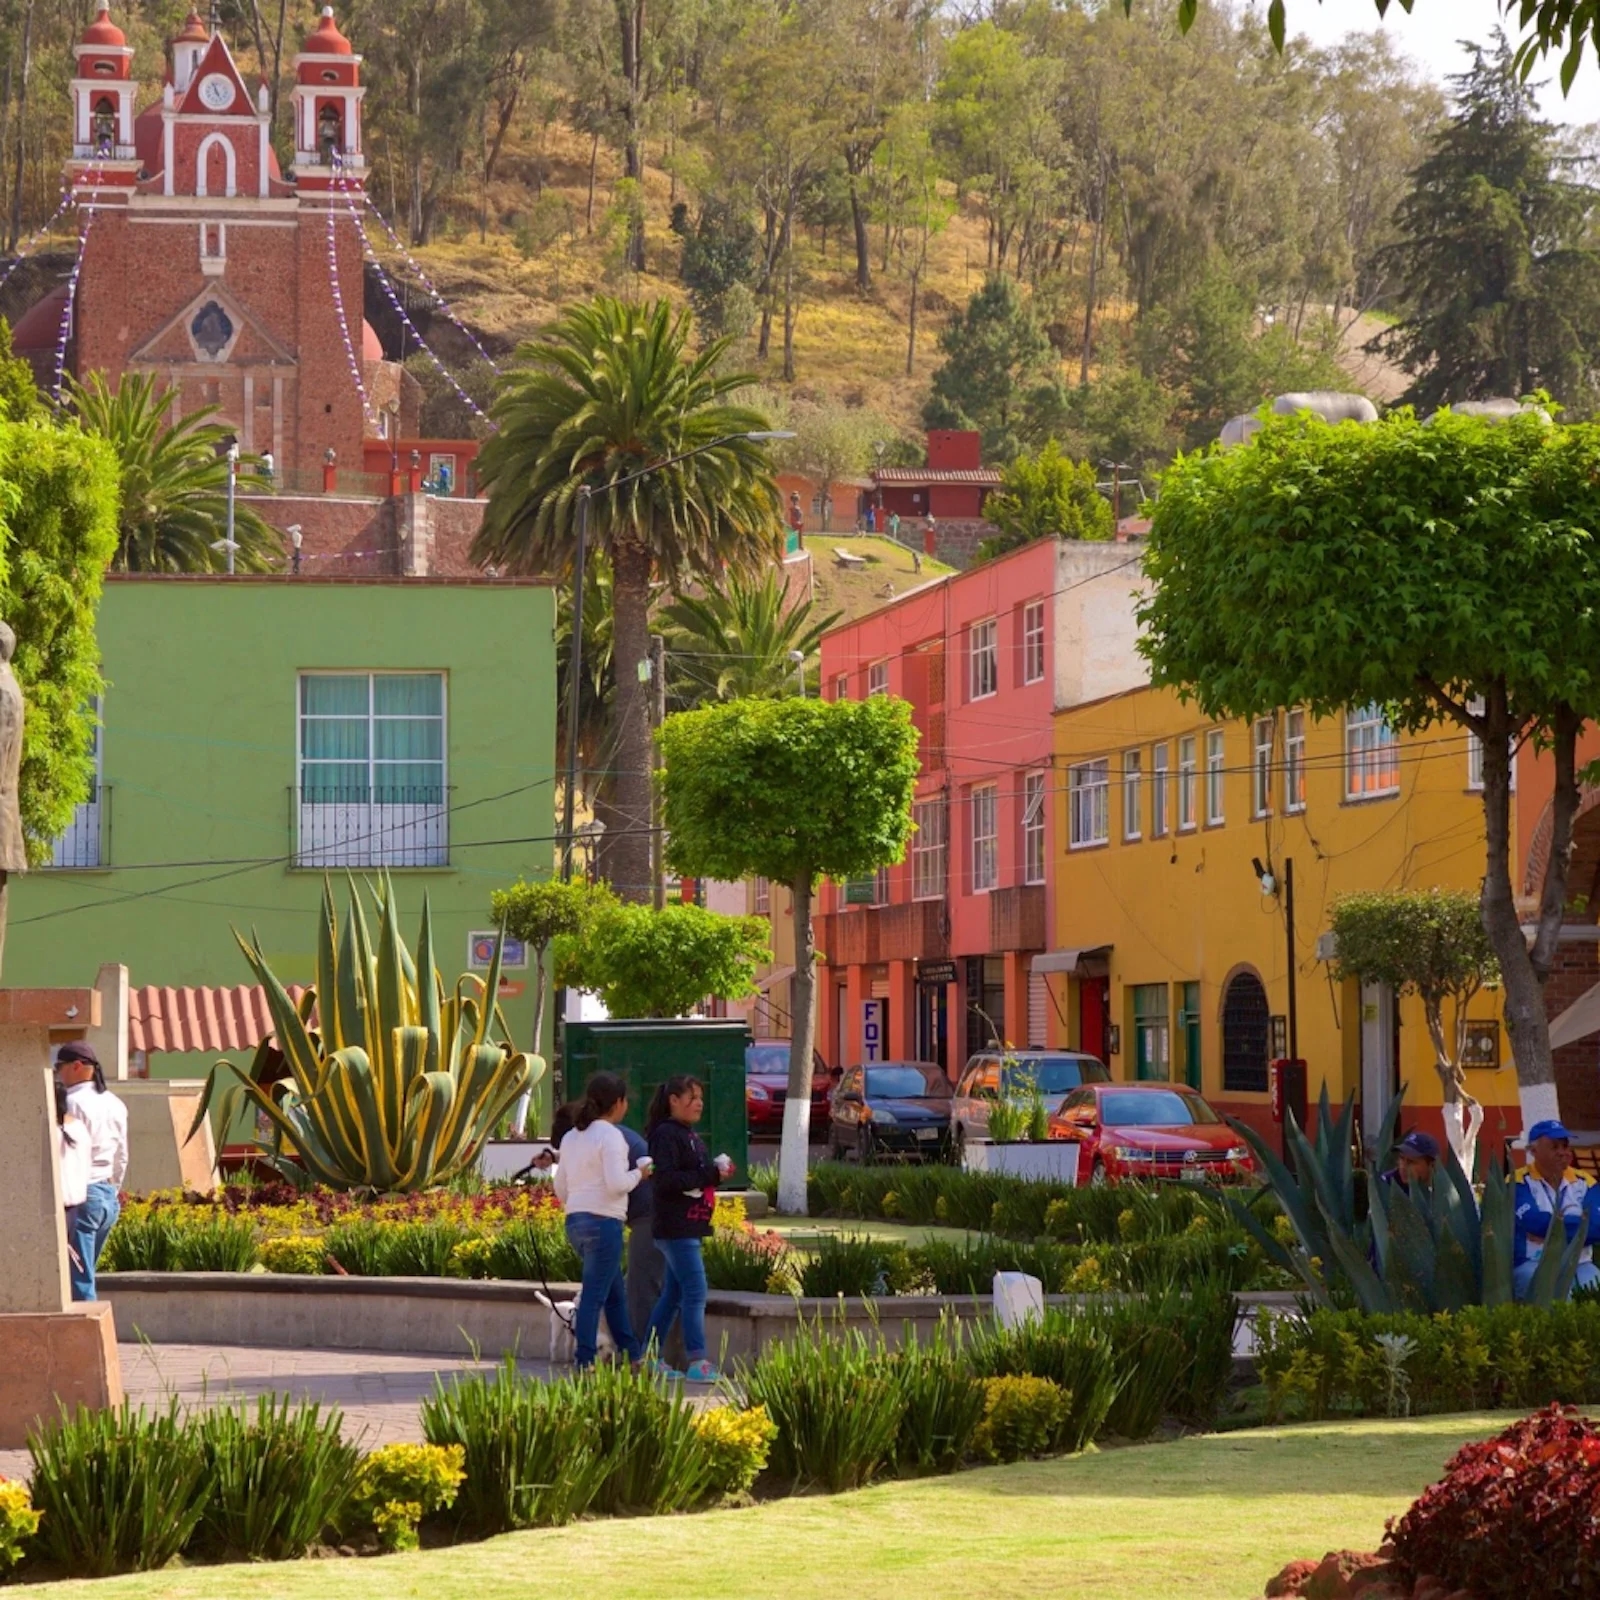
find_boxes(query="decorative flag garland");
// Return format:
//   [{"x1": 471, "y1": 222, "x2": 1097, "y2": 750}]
[
  {"x1": 51, "y1": 173, "x2": 101, "y2": 409},
  {"x1": 323, "y1": 176, "x2": 374, "y2": 425}
]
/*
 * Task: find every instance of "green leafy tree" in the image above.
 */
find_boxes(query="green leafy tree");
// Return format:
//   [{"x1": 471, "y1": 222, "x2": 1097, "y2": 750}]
[
  {"x1": 674, "y1": 195, "x2": 759, "y2": 334},
  {"x1": 69, "y1": 373, "x2": 282, "y2": 574},
  {"x1": 0, "y1": 417, "x2": 120, "y2": 859},
  {"x1": 923, "y1": 275, "x2": 1064, "y2": 462},
  {"x1": 1330, "y1": 890, "x2": 1500, "y2": 1173},
  {"x1": 659, "y1": 696, "x2": 919, "y2": 1212},
  {"x1": 976, "y1": 442, "x2": 1113, "y2": 562},
  {"x1": 772, "y1": 403, "x2": 878, "y2": 531},
  {"x1": 555, "y1": 899, "x2": 770, "y2": 1020},
  {"x1": 1138, "y1": 408, "x2": 1600, "y2": 1129},
  {"x1": 473, "y1": 297, "x2": 782, "y2": 904},
  {"x1": 1373, "y1": 40, "x2": 1600, "y2": 413},
  {"x1": 0, "y1": 320, "x2": 41, "y2": 424},
  {"x1": 660, "y1": 570, "x2": 841, "y2": 708}
]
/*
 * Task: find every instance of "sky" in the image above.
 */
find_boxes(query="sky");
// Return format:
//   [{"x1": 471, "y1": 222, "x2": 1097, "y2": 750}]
[{"x1": 1268, "y1": 0, "x2": 1600, "y2": 126}]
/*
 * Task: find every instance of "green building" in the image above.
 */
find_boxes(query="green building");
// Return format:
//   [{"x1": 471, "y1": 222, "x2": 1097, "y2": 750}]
[{"x1": 7, "y1": 574, "x2": 558, "y2": 1113}]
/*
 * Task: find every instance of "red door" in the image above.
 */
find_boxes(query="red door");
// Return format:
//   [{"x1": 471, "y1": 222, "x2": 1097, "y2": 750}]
[{"x1": 1080, "y1": 977, "x2": 1110, "y2": 1061}]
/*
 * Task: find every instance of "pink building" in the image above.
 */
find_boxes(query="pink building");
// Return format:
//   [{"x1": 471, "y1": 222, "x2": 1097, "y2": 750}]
[{"x1": 816, "y1": 534, "x2": 1148, "y2": 1076}]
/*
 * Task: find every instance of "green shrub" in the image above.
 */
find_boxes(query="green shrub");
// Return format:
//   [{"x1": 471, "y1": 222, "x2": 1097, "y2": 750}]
[
  {"x1": 972, "y1": 1376, "x2": 1071, "y2": 1462},
  {"x1": 1102, "y1": 1312, "x2": 1190, "y2": 1441},
  {"x1": 799, "y1": 1233, "x2": 888, "y2": 1298},
  {"x1": 583, "y1": 1362, "x2": 720, "y2": 1515},
  {"x1": 692, "y1": 1406, "x2": 776, "y2": 1499},
  {"x1": 890, "y1": 1326, "x2": 986, "y2": 1475},
  {"x1": 323, "y1": 1219, "x2": 392, "y2": 1276},
  {"x1": 483, "y1": 1215, "x2": 581, "y2": 1282},
  {"x1": 258, "y1": 1234, "x2": 328, "y2": 1275},
  {"x1": 382, "y1": 1220, "x2": 473, "y2": 1278},
  {"x1": 968, "y1": 1308, "x2": 1121, "y2": 1453},
  {"x1": 420, "y1": 1360, "x2": 611, "y2": 1533},
  {"x1": 100, "y1": 1209, "x2": 183, "y2": 1272},
  {"x1": 348, "y1": 1442, "x2": 465, "y2": 1551},
  {"x1": 749, "y1": 1160, "x2": 779, "y2": 1207},
  {"x1": 0, "y1": 1480, "x2": 40, "y2": 1573},
  {"x1": 704, "y1": 1230, "x2": 789, "y2": 1292},
  {"x1": 174, "y1": 1212, "x2": 259, "y2": 1273},
  {"x1": 196, "y1": 1394, "x2": 359, "y2": 1560},
  {"x1": 27, "y1": 1400, "x2": 212, "y2": 1577},
  {"x1": 740, "y1": 1320, "x2": 906, "y2": 1492}
]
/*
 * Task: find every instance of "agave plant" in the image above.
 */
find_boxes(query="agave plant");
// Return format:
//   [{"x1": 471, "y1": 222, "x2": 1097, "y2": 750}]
[
  {"x1": 1225, "y1": 1086, "x2": 1587, "y2": 1313},
  {"x1": 189, "y1": 877, "x2": 542, "y2": 1191}
]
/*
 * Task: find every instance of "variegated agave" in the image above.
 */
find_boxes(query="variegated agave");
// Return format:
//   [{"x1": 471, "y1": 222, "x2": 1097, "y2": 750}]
[{"x1": 189, "y1": 876, "x2": 542, "y2": 1191}]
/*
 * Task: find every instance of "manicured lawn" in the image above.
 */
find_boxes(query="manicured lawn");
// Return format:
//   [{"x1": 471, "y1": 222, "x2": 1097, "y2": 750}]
[{"x1": 31, "y1": 1413, "x2": 1508, "y2": 1600}]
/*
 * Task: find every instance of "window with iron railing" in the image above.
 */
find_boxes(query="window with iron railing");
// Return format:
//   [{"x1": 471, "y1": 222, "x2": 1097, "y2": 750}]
[
  {"x1": 48, "y1": 700, "x2": 105, "y2": 868},
  {"x1": 296, "y1": 672, "x2": 448, "y2": 866}
]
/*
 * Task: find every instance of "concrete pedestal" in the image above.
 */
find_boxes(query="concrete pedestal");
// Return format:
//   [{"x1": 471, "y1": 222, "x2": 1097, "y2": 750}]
[
  {"x1": 0, "y1": 1303, "x2": 121, "y2": 1446},
  {"x1": 121, "y1": 1080, "x2": 216, "y2": 1195}
]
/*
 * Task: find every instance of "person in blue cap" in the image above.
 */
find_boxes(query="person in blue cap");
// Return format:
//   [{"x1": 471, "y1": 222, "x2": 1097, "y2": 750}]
[
  {"x1": 1381, "y1": 1130, "x2": 1440, "y2": 1194},
  {"x1": 1513, "y1": 1118, "x2": 1600, "y2": 1300}
]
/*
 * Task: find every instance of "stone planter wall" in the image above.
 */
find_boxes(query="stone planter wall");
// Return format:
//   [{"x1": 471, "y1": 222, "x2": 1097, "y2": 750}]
[{"x1": 960, "y1": 1141, "x2": 1081, "y2": 1184}]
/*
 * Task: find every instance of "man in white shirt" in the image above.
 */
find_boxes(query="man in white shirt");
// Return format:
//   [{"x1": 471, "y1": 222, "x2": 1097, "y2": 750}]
[{"x1": 54, "y1": 1042, "x2": 128, "y2": 1300}]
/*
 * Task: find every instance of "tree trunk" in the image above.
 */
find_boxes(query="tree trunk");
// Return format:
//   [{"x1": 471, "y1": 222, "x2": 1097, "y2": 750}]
[
  {"x1": 848, "y1": 171, "x2": 871, "y2": 292},
  {"x1": 608, "y1": 539, "x2": 655, "y2": 904},
  {"x1": 1423, "y1": 998, "x2": 1482, "y2": 1175},
  {"x1": 617, "y1": 0, "x2": 646, "y2": 272},
  {"x1": 1476, "y1": 688, "x2": 1579, "y2": 1127},
  {"x1": 586, "y1": 131, "x2": 600, "y2": 235},
  {"x1": 778, "y1": 873, "x2": 815, "y2": 1214},
  {"x1": 8, "y1": 0, "x2": 33, "y2": 252},
  {"x1": 906, "y1": 264, "x2": 919, "y2": 378},
  {"x1": 1079, "y1": 203, "x2": 1104, "y2": 389}
]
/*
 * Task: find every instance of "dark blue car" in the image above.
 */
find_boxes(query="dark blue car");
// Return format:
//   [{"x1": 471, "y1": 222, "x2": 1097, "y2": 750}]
[{"x1": 828, "y1": 1061, "x2": 953, "y2": 1163}]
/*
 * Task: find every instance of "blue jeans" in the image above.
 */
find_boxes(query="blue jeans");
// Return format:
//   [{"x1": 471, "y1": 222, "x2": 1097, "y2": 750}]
[
  {"x1": 564, "y1": 1213, "x2": 640, "y2": 1367},
  {"x1": 1513, "y1": 1254, "x2": 1600, "y2": 1301},
  {"x1": 648, "y1": 1235, "x2": 708, "y2": 1363},
  {"x1": 68, "y1": 1182, "x2": 120, "y2": 1302}
]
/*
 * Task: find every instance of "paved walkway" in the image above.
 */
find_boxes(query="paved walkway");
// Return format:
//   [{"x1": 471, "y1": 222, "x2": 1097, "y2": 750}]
[{"x1": 0, "y1": 1343, "x2": 550, "y2": 1481}]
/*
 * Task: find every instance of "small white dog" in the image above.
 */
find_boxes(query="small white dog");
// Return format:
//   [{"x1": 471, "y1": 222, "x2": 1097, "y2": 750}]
[{"x1": 535, "y1": 1287, "x2": 614, "y2": 1365}]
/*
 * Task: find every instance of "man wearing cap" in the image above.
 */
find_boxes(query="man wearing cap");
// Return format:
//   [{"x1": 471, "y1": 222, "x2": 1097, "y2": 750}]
[
  {"x1": 1381, "y1": 1130, "x2": 1440, "y2": 1194},
  {"x1": 1513, "y1": 1119, "x2": 1600, "y2": 1300}
]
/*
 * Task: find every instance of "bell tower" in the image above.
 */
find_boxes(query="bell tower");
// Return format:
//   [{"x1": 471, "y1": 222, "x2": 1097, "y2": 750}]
[
  {"x1": 68, "y1": 7, "x2": 138, "y2": 192},
  {"x1": 290, "y1": 8, "x2": 365, "y2": 187}
]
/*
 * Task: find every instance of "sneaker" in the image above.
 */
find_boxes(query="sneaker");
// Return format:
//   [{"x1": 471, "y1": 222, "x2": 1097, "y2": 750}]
[
  {"x1": 683, "y1": 1359, "x2": 721, "y2": 1383},
  {"x1": 638, "y1": 1356, "x2": 684, "y2": 1380}
]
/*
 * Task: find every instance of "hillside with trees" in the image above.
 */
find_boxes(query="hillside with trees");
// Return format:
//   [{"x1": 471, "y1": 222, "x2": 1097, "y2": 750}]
[{"x1": 5, "y1": 1, "x2": 1599, "y2": 471}]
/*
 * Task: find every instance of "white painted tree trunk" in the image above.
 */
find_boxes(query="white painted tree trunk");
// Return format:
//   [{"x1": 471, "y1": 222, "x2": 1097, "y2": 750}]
[
  {"x1": 1439, "y1": 1094, "x2": 1483, "y2": 1179},
  {"x1": 777, "y1": 874, "x2": 816, "y2": 1215},
  {"x1": 1518, "y1": 1078, "x2": 1561, "y2": 1133}
]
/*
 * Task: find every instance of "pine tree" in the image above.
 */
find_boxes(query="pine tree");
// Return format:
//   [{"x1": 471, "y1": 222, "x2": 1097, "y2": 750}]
[{"x1": 1375, "y1": 37, "x2": 1600, "y2": 413}]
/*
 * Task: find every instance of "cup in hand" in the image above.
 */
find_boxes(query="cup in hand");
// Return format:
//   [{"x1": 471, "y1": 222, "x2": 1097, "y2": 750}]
[
  {"x1": 636, "y1": 1156, "x2": 654, "y2": 1174},
  {"x1": 714, "y1": 1153, "x2": 734, "y2": 1177}
]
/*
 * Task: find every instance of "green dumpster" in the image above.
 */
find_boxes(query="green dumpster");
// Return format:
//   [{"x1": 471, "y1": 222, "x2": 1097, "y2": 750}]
[{"x1": 562, "y1": 1018, "x2": 751, "y2": 1186}]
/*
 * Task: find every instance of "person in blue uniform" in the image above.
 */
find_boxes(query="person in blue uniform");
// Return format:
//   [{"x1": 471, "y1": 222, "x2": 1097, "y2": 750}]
[
  {"x1": 1513, "y1": 1118, "x2": 1600, "y2": 1300},
  {"x1": 1379, "y1": 1130, "x2": 1439, "y2": 1194}
]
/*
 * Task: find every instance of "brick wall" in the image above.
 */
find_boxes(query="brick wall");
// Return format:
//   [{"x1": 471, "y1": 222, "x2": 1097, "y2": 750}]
[
  {"x1": 239, "y1": 492, "x2": 396, "y2": 576},
  {"x1": 426, "y1": 496, "x2": 489, "y2": 577},
  {"x1": 1547, "y1": 930, "x2": 1600, "y2": 1128}
]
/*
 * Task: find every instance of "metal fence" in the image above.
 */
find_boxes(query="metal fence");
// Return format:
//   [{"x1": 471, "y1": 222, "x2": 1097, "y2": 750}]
[{"x1": 290, "y1": 785, "x2": 451, "y2": 868}]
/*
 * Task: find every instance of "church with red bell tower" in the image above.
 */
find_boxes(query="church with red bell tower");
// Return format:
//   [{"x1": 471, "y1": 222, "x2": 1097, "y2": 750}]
[{"x1": 34, "y1": 5, "x2": 415, "y2": 484}]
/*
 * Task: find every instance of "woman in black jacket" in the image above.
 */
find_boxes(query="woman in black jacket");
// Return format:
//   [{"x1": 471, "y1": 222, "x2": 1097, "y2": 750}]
[{"x1": 644, "y1": 1074, "x2": 732, "y2": 1381}]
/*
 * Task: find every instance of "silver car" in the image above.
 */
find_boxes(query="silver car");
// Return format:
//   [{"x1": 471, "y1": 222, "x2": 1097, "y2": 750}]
[{"x1": 950, "y1": 1051, "x2": 1111, "y2": 1153}]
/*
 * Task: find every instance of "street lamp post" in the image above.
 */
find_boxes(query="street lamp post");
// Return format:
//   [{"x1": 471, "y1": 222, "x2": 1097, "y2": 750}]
[{"x1": 211, "y1": 442, "x2": 240, "y2": 574}]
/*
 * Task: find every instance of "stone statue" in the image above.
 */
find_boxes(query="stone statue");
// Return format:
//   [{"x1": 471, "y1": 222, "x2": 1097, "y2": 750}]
[{"x1": 0, "y1": 621, "x2": 27, "y2": 977}]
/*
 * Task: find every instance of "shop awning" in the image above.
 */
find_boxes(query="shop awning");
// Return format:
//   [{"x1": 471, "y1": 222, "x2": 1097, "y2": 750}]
[
  {"x1": 1031, "y1": 946, "x2": 1111, "y2": 975},
  {"x1": 1551, "y1": 980, "x2": 1600, "y2": 1051}
]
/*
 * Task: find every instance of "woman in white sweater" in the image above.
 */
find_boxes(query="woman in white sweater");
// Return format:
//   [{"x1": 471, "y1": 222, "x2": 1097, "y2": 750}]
[
  {"x1": 552, "y1": 1072, "x2": 651, "y2": 1369},
  {"x1": 54, "y1": 1041, "x2": 128, "y2": 1302}
]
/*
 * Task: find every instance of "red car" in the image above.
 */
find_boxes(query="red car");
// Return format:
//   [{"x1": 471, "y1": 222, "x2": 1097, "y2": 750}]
[
  {"x1": 745, "y1": 1040, "x2": 832, "y2": 1138},
  {"x1": 1046, "y1": 1083, "x2": 1255, "y2": 1186}
]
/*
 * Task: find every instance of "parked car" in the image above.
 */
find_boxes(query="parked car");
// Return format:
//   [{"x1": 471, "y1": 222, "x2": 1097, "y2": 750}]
[
  {"x1": 745, "y1": 1040, "x2": 832, "y2": 1138},
  {"x1": 951, "y1": 1051, "x2": 1110, "y2": 1153},
  {"x1": 1046, "y1": 1083, "x2": 1255, "y2": 1185},
  {"x1": 828, "y1": 1061, "x2": 953, "y2": 1163}
]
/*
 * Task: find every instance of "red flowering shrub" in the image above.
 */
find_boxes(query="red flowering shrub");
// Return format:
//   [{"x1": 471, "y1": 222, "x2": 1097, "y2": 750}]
[{"x1": 1388, "y1": 1404, "x2": 1600, "y2": 1599}]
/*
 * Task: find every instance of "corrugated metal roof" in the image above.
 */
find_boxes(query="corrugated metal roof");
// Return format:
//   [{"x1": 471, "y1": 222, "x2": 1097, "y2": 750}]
[
  {"x1": 129, "y1": 983, "x2": 309, "y2": 1055},
  {"x1": 871, "y1": 467, "x2": 1002, "y2": 486}
]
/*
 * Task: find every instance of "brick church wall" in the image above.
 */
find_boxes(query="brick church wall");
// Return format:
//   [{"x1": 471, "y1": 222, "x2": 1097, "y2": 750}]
[
  {"x1": 1545, "y1": 928, "x2": 1600, "y2": 1129},
  {"x1": 239, "y1": 492, "x2": 396, "y2": 576}
]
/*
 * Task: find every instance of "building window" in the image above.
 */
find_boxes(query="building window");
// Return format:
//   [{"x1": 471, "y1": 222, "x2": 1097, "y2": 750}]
[
  {"x1": 874, "y1": 864, "x2": 890, "y2": 904},
  {"x1": 1069, "y1": 759, "x2": 1109, "y2": 849},
  {"x1": 49, "y1": 699, "x2": 103, "y2": 869},
  {"x1": 868, "y1": 660, "x2": 889, "y2": 697},
  {"x1": 1022, "y1": 600, "x2": 1045, "y2": 684},
  {"x1": 1022, "y1": 771, "x2": 1046, "y2": 884},
  {"x1": 912, "y1": 798, "x2": 946, "y2": 900},
  {"x1": 1285, "y1": 709, "x2": 1306, "y2": 813},
  {"x1": 1466, "y1": 698, "x2": 1516, "y2": 792},
  {"x1": 754, "y1": 876, "x2": 770, "y2": 915},
  {"x1": 969, "y1": 618, "x2": 998, "y2": 701},
  {"x1": 1222, "y1": 970, "x2": 1271, "y2": 1093},
  {"x1": 1346, "y1": 703, "x2": 1400, "y2": 798},
  {"x1": 1133, "y1": 984, "x2": 1170, "y2": 1081},
  {"x1": 1151, "y1": 743, "x2": 1169, "y2": 837},
  {"x1": 1252, "y1": 717, "x2": 1274, "y2": 818},
  {"x1": 297, "y1": 672, "x2": 447, "y2": 867},
  {"x1": 1177, "y1": 735, "x2": 1197, "y2": 831},
  {"x1": 1123, "y1": 749, "x2": 1142, "y2": 841},
  {"x1": 1205, "y1": 729, "x2": 1225, "y2": 825},
  {"x1": 971, "y1": 784, "x2": 998, "y2": 891}
]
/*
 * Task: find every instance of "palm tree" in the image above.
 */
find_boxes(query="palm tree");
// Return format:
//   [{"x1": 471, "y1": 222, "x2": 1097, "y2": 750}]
[
  {"x1": 660, "y1": 569, "x2": 842, "y2": 710},
  {"x1": 473, "y1": 297, "x2": 781, "y2": 902},
  {"x1": 70, "y1": 373, "x2": 282, "y2": 573}
]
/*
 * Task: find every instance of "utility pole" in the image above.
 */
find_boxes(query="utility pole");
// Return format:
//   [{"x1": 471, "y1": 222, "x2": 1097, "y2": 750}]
[
  {"x1": 649, "y1": 632, "x2": 665, "y2": 911},
  {"x1": 1285, "y1": 856, "x2": 1298, "y2": 1063}
]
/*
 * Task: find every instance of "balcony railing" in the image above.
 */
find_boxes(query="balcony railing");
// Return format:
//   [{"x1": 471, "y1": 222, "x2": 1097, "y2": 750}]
[
  {"x1": 47, "y1": 786, "x2": 109, "y2": 869},
  {"x1": 291, "y1": 785, "x2": 451, "y2": 868},
  {"x1": 989, "y1": 883, "x2": 1047, "y2": 952}
]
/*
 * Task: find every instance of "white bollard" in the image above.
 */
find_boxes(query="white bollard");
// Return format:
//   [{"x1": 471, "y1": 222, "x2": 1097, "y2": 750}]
[{"x1": 993, "y1": 1270, "x2": 1045, "y2": 1331}]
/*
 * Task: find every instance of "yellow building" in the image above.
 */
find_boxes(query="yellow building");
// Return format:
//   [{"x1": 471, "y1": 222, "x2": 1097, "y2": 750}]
[{"x1": 1048, "y1": 685, "x2": 1520, "y2": 1155}]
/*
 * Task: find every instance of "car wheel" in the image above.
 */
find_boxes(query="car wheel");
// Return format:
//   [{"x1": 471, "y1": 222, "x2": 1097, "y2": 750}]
[
  {"x1": 953, "y1": 1125, "x2": 967, "y2": 1166},
  {"x1": 857, "y1": 1127, "x2": 875, "y2": 1165},
  {"x1": 1090, "y1": 1160, "x2": 1109, "y2": 1187}
]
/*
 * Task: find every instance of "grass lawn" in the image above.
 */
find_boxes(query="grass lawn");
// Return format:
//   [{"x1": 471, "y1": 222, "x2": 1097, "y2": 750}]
[{"x1": 30, "y1": 1413, "x2": 1508, "y2": 1600}]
